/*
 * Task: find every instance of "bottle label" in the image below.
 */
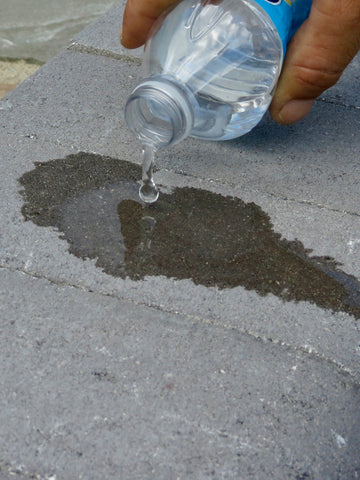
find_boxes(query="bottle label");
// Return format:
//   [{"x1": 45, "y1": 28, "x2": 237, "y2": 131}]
[{"x1": 254, "y1": 0, "x2": 312, "y2": 53}]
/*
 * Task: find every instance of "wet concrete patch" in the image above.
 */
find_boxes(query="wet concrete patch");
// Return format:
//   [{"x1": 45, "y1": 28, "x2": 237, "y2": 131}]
[{"x1": 19, "y1": 152, "x2": 360, "y2": 318}]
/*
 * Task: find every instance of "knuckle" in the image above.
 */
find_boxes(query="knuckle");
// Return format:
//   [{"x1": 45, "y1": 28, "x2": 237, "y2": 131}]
[{"x1": 291, "y1": 63, "x2": 342, "y2": 93}]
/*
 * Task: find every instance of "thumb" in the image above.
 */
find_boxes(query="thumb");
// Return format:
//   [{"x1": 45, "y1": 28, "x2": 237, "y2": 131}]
[
  {"x1": 121, "y1": 0, "x2": 179, "y2": 49},
  {"x1": 270, "y1": 0, "x2": 360, "y2": 124}
]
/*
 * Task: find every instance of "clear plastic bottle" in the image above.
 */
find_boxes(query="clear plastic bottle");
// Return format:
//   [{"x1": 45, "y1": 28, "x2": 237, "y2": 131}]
[
  {"x1": 125, "y1": 0, "x2": 312, "y2": 145},
  {"x1": 125, "y1": 0, "x2": 312, "y2": 201}
]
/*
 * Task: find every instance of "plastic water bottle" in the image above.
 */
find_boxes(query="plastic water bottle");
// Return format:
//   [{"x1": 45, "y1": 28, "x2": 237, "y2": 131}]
[{"x1": 125, "y1": 0, "x2": 312, "y2": 202}]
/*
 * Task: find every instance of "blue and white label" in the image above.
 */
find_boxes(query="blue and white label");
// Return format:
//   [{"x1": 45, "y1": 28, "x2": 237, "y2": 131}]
[{"x1": 254, "y1": 0, "x2": 312, "y2": 53}]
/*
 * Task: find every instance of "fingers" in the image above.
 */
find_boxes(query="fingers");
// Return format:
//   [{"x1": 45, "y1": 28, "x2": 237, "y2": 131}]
[
  {"x1": 120, "y1": 0, "x2": 360, "y2": 125},
  {"x1": 121, "y1": 0, "x2": 180, "y2": 48},
  {"x1": 270, "y1": 0, "x2": 360, "y2": 124}
]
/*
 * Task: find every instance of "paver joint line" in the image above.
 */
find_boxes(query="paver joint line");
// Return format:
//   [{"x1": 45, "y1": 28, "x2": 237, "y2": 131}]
[
  {"x1": 318, "y1": 96, "x2": 360, "y2": 111},
  {"x1": 162, "y1": 166, "x2": 360, "y2": 218},
  {"x1": 265, "y1": 191, "x2": 360, "y2": 218},
  {"x1": 1, "y1": 263, "x2": 359, "y2": 387},
  {"x1": 67, "y1": 41, "x2": 142, "y2": 65}
]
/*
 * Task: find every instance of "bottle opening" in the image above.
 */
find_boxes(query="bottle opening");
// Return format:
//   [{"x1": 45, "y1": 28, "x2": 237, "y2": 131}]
[
  {"x1": 126, "y1": 93, "x2": 175, "y2": 147},
  {"x1": 125, "y1": 77, "x2": 194, "y2": 149}
]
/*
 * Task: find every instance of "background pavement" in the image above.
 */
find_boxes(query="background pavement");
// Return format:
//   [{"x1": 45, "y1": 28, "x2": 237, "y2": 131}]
[
  {"x1": 0, "y1": 0, "x2": 116, "y2": 62},
  {"x1": 0, "y1": 2, "x2": 360, "y2": 479}
]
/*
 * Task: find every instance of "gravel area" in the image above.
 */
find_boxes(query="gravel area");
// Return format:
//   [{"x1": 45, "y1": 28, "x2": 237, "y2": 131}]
[{"x1": 0, "y1": 58, "x2": 40, "y2": 98}]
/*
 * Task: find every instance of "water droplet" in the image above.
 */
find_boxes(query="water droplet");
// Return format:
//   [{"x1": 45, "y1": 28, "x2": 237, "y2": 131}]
[{"x1": 139, "y1": 180, "x2": 159, "y2": 204}]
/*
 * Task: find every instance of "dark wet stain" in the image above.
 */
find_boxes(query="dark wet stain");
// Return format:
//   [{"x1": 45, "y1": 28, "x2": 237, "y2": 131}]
[{"x1": 18, "y1": 152, "x2": 360, "y2": 319}]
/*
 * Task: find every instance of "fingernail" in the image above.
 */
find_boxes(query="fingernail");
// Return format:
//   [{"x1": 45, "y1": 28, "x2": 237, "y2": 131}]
[{"x1": 278, "y1": 99, "x2": 315, "y2": 124}]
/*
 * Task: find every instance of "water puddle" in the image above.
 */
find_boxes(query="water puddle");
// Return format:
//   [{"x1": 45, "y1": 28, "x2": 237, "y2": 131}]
[{"x1": 18, "y1": 152, "x2": 360, "y2": 319}]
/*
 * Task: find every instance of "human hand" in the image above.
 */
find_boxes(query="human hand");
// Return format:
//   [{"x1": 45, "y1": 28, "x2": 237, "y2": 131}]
[
  {"x1": 121, "y1": 0, "x2": 360, "y2": 124},
  {"x1": 121, "y1": 0, "x2": 178, "y2": 49},
  {"x1": 270, "y1": 0, "x2": 360, "y2": 124}
]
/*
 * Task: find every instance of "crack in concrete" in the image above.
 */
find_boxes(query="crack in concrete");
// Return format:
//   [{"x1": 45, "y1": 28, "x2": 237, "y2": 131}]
[
  {"x1": 265, "y1": 191, "x2": 360, "y2": 218},
  {"x1": 318, "y1": 96, "x2": 360, "y2": 111}
]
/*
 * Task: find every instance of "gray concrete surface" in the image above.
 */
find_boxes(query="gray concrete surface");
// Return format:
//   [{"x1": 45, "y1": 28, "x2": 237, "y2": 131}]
[{"x1": 1, "y1": 2, "x2": 360, "y2": 479}]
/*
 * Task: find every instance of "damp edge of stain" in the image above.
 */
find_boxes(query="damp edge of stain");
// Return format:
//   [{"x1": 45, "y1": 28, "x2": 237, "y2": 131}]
[{"x1": 17, "y1": 152, "x2": 360, "y2": 320}]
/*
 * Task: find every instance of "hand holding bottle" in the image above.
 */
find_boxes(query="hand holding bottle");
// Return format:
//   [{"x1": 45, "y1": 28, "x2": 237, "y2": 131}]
[{"x1": 121, "y1": 0, "x2": 360, "y2": 125}]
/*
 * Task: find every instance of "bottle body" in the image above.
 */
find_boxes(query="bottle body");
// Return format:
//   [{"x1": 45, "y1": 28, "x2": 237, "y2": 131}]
[{"x1": 125, "y1": 0, "x2": 312, "y2": 146}]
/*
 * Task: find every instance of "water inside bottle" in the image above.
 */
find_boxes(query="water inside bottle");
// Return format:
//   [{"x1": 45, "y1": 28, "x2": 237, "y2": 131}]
[
  {"x1": 140, "y1": 0, "x2": 284, "y2": 140},
  {"x1": 139, "y1": 144, "x2": 159, "y2": 203},
  {"x1": 130, "y1": 0, "x2": 286, "y2": 202}
]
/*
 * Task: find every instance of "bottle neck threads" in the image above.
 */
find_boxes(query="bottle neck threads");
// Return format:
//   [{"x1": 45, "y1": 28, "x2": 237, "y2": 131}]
[{"x1": 125, "y1": 76, "x2": 194, "y2": 149}]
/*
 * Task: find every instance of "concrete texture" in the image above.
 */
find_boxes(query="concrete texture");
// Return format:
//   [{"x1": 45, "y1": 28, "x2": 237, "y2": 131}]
[
  {"x1": 0, "y1": 3, "x2": 360, "y2": 479},
  {"x1": 1, "y1": 267, "x2": 360, "y2": 480}
]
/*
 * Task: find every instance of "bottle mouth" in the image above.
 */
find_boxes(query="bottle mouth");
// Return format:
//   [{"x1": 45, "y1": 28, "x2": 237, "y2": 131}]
[{"x1": 125, "y1": 77, "x2": 194, "y2": 148}]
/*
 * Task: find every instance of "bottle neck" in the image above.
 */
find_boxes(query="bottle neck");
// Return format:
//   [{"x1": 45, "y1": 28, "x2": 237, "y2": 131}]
[{"x1": 125, "y1": 75, "x2": 194, "y2": 149}]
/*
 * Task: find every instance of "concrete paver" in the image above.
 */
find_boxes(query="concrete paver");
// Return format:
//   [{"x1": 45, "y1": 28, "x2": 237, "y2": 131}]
[
  {"x1": 71, "y1": 0, "x2": 143, "y2": 60},
  {"x1": 1, "y1": 267, "x2": 360, "y2": 480},
  {"x1": 1, "y1": 50, "x2": 359, "y2": 376},
  {"x1": 0, "y1": 2, "x2": 360, "y2": 478}
]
